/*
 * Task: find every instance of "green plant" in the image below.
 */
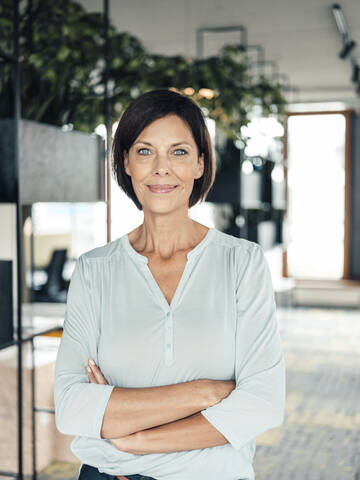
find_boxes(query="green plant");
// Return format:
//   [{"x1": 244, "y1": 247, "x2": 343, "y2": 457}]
[{"x1": 0, "y1": 0, "x2": 286, "y2": 140}]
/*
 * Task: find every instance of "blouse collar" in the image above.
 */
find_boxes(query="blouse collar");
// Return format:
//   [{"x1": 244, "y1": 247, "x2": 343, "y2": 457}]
[{"x1": 122, "y1": 227, "x2": 216, "y2": 264}]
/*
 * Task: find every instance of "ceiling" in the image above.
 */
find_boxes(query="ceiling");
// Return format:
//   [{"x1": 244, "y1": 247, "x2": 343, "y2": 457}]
[{"x1": 79, "y1": 0, "x2": 360, "y2": 107}]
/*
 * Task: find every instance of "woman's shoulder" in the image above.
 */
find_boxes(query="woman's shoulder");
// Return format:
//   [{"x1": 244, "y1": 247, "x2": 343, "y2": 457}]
[
  {"x1": 212, "y1": 227, "x2": 258, "y2": 255},
  {"x1": 78, "y1": 236, "x2": 124, "y2": 262}
]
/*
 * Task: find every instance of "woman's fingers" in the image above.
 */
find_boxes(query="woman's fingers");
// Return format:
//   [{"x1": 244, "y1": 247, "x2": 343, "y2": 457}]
[
  {"x1": 86, "y1": 359, "x2": 109, "y2": 385},
  {"x1": 85, "y1": 365, "x2": 96, "y2": 383}
]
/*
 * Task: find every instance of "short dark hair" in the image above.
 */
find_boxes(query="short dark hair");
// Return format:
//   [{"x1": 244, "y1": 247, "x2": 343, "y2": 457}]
[{"x1": 111, "y1": 88, "x2": 216, "y2": 210}]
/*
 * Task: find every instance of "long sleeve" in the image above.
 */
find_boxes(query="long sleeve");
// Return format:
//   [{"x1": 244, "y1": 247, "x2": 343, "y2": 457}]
[
  {"x1": 53, "y1": 254, "x2": 115, "y2": 439},
  {"x1": 200, "y1": 242, "x2": 286, "y2": 451}
]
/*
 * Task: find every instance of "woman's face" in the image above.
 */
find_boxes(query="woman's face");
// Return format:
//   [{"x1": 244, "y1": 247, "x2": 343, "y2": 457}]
[{"x1": 124, "y1": 114, "x2": 204, "y2": 213}]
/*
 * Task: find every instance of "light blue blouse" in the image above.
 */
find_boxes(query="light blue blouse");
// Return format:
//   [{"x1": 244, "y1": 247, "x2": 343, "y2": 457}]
[{"x1": 53, "y1": 226, "x2": 286, "y2": 480}]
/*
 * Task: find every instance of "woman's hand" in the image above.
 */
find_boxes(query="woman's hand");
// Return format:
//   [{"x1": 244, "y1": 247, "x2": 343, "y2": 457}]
[
  {"x1": 110, "y1": 435, "x2": 149, "y2": 455},
  {"x1": 85, "y1": 359, "x2": 109, "y2": 385},
  {"x1": 208, "y1": 379, "x2": 236, "y2": 406}
]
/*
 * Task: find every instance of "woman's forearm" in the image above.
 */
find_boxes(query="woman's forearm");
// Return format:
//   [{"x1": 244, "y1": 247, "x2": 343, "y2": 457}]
[
  {"x1": 112, "y1": 412, "x2": 228, "y2": 454},
  {"x1": 100, "y1": 379, "x2": 215, "y2": 439}
]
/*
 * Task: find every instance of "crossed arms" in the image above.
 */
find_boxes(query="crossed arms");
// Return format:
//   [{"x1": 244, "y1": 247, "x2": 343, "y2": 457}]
[{"x1": 86, "y1": 361, "x2": 236, "y2": 454}]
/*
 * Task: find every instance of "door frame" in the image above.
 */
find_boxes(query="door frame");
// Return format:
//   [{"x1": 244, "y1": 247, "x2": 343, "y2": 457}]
[{"x1": 282, "y1": 109, "x2": 354, "y2": 280}]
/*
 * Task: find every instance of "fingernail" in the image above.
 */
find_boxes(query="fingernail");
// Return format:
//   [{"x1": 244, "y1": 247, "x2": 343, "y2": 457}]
[
  {"x1": 87, "y1": 366, "x2": 91, "y2": 373},
  {"x1": 89, "y1": 359, "x2": 95, "y2": 365}
]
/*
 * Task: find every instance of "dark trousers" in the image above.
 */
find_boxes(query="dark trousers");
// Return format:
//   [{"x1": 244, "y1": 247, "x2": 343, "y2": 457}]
[{"x1": 78, "y1": 463, "x2": 157, "y2": 480}]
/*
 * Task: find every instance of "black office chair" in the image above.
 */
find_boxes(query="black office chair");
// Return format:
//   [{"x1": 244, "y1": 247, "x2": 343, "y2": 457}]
[{"x1": 32, "y1": 248, "x2": 68, "y2": 303}]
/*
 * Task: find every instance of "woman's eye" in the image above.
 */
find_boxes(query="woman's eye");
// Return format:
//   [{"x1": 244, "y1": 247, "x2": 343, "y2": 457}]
[
  {"x1": 137, "y1": 148, "x2": 151, "y2": 155},
  {"x1": 136, "y1": 148, "x2": 187, "y2": 156}
]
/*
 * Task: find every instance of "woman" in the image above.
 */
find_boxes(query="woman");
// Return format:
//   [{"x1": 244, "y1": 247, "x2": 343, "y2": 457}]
[{"x1": 54, "y1": 88, "x2": 286, "y2": 480}]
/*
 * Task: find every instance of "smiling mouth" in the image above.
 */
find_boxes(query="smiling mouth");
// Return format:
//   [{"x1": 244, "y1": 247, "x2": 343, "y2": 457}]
[{"x1": 147, "y1": 185, "x2": 178, "y2": 193}]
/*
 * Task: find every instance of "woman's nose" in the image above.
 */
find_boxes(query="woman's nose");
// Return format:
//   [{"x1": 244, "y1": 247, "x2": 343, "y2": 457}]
[{"x1": 152, "y1": 153, "x2": 171, "y2": 172}]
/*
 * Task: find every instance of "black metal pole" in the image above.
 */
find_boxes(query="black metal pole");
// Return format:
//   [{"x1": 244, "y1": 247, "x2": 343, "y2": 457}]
[
  {"x1": 31, "y1": 337, "x2": 37, "y2": 480},
  {"x1": 13, "y1": 0, "x2": 24, "y2": 478},
  {"x1": 104, "y1": 0, "x2": 110, "y2": 128},
  {"x1": 104, "y1": 0, "x2": 111, "y2": 243},
  {"x1": 30, "y1": 205, "x2": 35, "y2": 302}
]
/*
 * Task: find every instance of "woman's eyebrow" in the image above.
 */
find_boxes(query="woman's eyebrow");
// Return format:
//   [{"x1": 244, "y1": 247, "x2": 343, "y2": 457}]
[{"x1": 133, "y1": 140, "x2": 192, "y2": 147}]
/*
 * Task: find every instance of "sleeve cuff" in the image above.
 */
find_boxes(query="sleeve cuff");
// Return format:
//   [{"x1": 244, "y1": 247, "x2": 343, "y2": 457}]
[
  {"x1": 200, "y1": 408, "x2": 245, "y2": 451},
  {"x1": 93, "y1": 384, "x2": 116, "y2": 439}
]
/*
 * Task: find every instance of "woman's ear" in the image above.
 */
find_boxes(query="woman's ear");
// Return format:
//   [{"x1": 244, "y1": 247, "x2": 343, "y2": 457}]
[
  {"x1": 123, "y1": 150, "x2": 130, "y2": 175},
  {"x1": 195, "y1": 153, "x2": 205, "y2": 180}
]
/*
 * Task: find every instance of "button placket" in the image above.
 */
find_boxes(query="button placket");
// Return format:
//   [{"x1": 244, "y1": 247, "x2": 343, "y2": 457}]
[{"x1": 164, "y1": 310, "x2": 174, "y2": 366}]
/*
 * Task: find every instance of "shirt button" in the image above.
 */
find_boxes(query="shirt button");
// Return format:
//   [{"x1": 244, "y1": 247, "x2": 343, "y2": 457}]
[{"x1": 166, "y1": 343, "x2": 171, "y2": 348}]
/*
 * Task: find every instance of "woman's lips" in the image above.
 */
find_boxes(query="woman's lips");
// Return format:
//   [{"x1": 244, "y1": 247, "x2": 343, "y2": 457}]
[{"x1": 147, "y1": 185, "x2": 178, "y2": 194}]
